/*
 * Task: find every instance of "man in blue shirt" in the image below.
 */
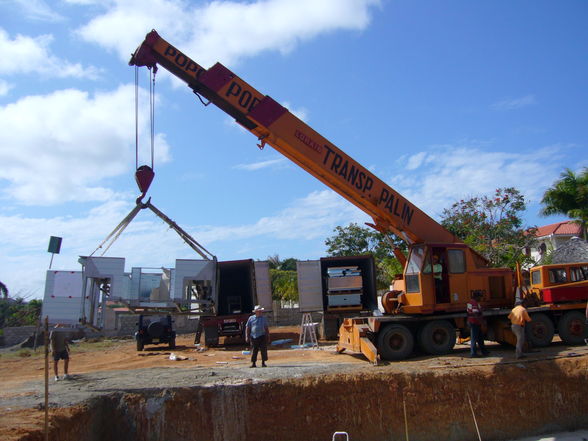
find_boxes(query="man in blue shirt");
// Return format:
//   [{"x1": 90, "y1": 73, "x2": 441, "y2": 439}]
[{"x1": 246, "y1": 305, "x2": 270, "y2": 367}]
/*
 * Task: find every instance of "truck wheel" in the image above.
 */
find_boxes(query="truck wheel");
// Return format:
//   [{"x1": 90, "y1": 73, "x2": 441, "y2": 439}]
[
  {"x1": 558, "y1": 311, "x2": 587, "y2": 345},
  {"x1": 377, "y1": 325, "x2": 414, "y2": 361},
  {"x1": 136, "y1": 338, "x2": 144, "y2": 351},
  {"x1": 418, "y1": 320, "x2": 456, "y2": 355},
  {"x1": 526, "y1": 313, "x2": 555, "y2": 347}
]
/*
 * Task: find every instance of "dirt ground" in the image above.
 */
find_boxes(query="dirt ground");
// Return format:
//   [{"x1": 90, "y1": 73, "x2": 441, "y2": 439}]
[{"x1": 1, "y1": 326, "x2": 588, "y2": 441}]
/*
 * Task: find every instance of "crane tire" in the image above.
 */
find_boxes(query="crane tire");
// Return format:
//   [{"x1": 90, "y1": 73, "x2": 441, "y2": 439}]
[
  {"x1": 558, "y1": 311, "x2": 587, "y2": 345},
  {"x1": 417, "y1": 320, "x2": 456, "y2": 355},
  {"x1": 525, "y1": 313, "x2": 555, "y2": 347},
  {"x1": 377, "y1": 325, "x2": 414, "y2": 361}
]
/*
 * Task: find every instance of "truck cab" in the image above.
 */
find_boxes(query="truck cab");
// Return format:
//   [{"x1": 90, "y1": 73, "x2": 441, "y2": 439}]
[{"x1": 384, "y1": 244, "x2": 514, "y2": 315}]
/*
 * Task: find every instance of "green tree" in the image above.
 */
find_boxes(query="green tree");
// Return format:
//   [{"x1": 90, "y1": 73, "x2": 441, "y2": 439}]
[
  {"x1": 0, "y1": 297, "x2": 43, "y2": 328},
  {"x1": 265, "y1": 256, "x2": 299, "y2": 302},
  {"x1": 324, "y1": 223, "x2": 405, "y2": 289},
  {"x1": 270, "y1": 269, "x2": 298, "y2": 302},
  {"x1": 440, "y1": 187, "x2": 536, "y2": 268},
  {"x1": 541, "y1": 167, "x2": 588, "y2": 240}
]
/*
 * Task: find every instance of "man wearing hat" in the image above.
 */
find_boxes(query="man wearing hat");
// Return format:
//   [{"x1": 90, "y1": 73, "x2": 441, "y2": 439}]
[
  {"x1": 508, "y1": 299, "x2": 532, "y2": 359},
  {"x1": 245, "y1": 305, "x2": 270, "y2": 367}
]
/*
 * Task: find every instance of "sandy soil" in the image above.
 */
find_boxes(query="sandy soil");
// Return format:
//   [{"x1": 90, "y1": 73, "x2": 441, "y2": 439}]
[{"x1": 1, "y1": 326, "x2": 587, "y2": 441}]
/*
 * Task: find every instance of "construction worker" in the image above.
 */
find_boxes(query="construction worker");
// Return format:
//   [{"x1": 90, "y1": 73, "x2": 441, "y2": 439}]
[
  {"x1": 467, "y1": 292, "x2": 490, "y2": 358},
  {"x1": 50, "y1": 323, "x2": 71, "y2": 381},
  {"x1": 508, "y1": 299, "x2": 532, "y2": 359},
  {"x1": 245, "y1": 305, "x2": 270, "y2": 368}
]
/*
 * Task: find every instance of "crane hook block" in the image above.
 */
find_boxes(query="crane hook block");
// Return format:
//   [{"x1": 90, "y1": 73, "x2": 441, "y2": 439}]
[{"x1": 135, "y1": 165, "x2": 155, "y2": 195}]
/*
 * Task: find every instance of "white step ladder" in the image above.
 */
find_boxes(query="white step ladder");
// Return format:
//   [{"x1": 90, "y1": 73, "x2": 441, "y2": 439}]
[{"x1": 299, "y1": 312, "x2": 318, "y2": 348}]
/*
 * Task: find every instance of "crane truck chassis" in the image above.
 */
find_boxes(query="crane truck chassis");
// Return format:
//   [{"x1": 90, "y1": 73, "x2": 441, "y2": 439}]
[
  {"x1": 129, "y1": 30, "x2": 588, "y2": 364},
  {"x1": 337, "y1": 261, "x2": 588, "y2": 364}
]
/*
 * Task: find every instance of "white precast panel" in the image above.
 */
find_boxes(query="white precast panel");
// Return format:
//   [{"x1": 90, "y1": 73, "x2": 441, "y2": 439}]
[
  {"x1": 42, "y1": 271, "x2": 86, "y2": 325},
  {"x1": 296, "y1": 260, "x2": 324, "y2": 312},
  {"x1": 254, "y1": 261, "x2": 273, "y2": 312}
]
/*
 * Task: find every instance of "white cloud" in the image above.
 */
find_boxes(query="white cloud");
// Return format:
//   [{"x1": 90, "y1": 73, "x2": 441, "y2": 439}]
[
  {"x1": 233, "y1": 157, "x2": 287, "y2": 171},
  {"x1": 0, "y1": 85, "x2": 171, "y2": 205},
  {"x1": 0, "y1": 28, "x2": 100, "y2": 79},
  {"x1": 0, "y1": 189, "x2": 367, "y2": 297},
  {"x1": 0, "y1": 79, "x2": 12, "y2": 96},
  {"x1": 194, "y1": 190, "x2": 367, "y2": 243},
  {"x1": 11, "y1": 0, "x2": 63, "y2": 22},
  {"x1": 390, "y1": 143, "x2": 569, "y2": 219},
  {"x1": 405, "y1": 151, "x2": 427, "y2": 170},
  {"x1": 63, "y1": 0, "x2": 101, "y2": 5},
  {"x1": 492, "y1": 94, "x2": 536, "y2": 111},
  {"x1": 76, "y1": 0, "x2": 381, "y2": 67}
]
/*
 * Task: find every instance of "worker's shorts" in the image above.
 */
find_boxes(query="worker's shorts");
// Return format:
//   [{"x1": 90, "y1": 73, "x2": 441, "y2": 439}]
[{"x1": 53, "y1": 350, "x2": 69, "y2": 361}]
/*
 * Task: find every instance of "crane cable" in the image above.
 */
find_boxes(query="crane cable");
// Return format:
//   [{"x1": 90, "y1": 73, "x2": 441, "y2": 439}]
[
  {"x1": 149, "y1": 66, "x2": 155, "y2": 170},
  {"x1": 135, "y1": 66, "x2": 156, "y2": 170},
  {"x1": 134, "y1": 67, "x2": 156, "y2": 203}
]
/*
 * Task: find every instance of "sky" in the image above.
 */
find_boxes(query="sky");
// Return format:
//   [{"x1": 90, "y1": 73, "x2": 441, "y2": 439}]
[{"x1": 0, "y1": 0, "x2": 587, "y2": 299}]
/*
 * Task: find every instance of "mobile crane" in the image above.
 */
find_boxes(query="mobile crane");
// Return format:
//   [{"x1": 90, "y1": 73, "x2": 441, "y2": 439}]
[{"x1": 130, "y1": 30, "x2": 588, "y2": 363}]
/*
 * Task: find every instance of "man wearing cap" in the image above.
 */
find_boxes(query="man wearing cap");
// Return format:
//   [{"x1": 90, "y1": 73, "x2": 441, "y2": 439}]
[
  {"x1": 508, "y1": 299, "x2": 532, "y2": 359},
  {"x1": 245, "y1": 305, "x2": 270, "y2": 368}
]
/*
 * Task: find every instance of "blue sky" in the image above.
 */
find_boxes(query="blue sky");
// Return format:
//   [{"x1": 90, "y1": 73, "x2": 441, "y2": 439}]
[{"x1": 1, "y1": 0, "x2": 587, "y2": 299}]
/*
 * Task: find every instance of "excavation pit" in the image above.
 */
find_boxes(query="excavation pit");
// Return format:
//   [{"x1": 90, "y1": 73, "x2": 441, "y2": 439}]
[{"x1": 1, "y1": 337, "x2": 587, "y2": 441}]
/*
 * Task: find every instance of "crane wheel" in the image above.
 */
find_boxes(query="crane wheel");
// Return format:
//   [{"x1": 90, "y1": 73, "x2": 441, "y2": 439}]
[
  {"x1": 417, "y1": 320, "x2": 456, "y2": 355},
  {"x1": 557, "y1": 311, "x2": 587, "y2": 345},
  {"x1": 377, "y1": 325, "x2": 414, "y2": 361},
  {"x1": 525, "y1": 313, "x2": 555, "y2": 347}
]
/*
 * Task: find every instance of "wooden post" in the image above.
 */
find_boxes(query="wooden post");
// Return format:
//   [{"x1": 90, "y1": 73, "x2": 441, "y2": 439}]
[{"x1": 44, "y1": 316, "x2": 49, "y2": 441}]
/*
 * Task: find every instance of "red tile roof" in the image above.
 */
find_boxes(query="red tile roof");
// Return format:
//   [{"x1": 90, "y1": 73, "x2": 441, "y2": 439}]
[{"x1": 535, "y1": 221, "x2": 582, "y2": 238}]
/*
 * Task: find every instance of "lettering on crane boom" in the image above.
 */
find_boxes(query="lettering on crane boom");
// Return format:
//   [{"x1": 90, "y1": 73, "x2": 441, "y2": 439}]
[
  {"x1": 163, "y1": 45, "x2": 204, "y2": 80},
  {"x1": 225, "y1": 81, "x2": 261, "y2": 113},
  {"x1": 319, "y1": 141, "x2": 414, "y2": 226},
  {"x1": 159, "y1": 42, "x2": 416, "y2": 227}
]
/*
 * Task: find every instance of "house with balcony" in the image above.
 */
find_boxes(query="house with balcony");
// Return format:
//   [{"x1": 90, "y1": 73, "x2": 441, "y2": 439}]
[{"x1": 528, "y1": 221, "x2": 583, "y2": 262}]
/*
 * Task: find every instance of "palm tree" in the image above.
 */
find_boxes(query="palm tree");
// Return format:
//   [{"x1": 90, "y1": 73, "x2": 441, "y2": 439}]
[
  {"x1": 541, "y1": 168, "x2": 588, "y2": 240},
  {"x1": 0, "y1": 281, "x2": 7, "y2": 299}
]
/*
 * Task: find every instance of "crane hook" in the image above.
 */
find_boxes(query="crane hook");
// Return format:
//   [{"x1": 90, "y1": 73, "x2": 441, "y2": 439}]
[{"x1": 135, "y1": 165, "x2": 155, "y2": 205}]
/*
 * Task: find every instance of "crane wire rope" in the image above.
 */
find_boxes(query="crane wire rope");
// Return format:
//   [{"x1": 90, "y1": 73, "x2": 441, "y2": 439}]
[
  {"x1": 149, "y1": 67, "x2": 155, "y2": 169},
  {"x1": 134, "y1": 66, "x2": 156, "y2": 170},
  {"x1": 134, "y1": 66, "x2": 139, "y2": 170}
]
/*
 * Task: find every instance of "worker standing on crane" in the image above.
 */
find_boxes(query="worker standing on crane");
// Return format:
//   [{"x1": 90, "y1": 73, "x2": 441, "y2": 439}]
[{"x1": 467, "y1": 292, "x2": 490, "y2": 358}]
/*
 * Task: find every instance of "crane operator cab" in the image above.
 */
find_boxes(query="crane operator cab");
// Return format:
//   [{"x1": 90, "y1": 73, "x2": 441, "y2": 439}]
[{"x1": 383, "y1": 244, "x2": 514, "y2": 315}]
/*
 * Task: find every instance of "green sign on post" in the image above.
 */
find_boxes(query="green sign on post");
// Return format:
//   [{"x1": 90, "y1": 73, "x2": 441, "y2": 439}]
[
  {"x1": 48, "y1": 236, "x2": 62, "y2": 269},
  {"x1": 48, "y1": 236, "x2": 62, "y2": 254}
]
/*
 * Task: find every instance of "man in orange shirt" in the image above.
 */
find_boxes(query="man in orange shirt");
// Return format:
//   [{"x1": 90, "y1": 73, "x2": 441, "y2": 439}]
[{"x1": 508, "y1": 300, "x2": 532, "y2": 359}]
